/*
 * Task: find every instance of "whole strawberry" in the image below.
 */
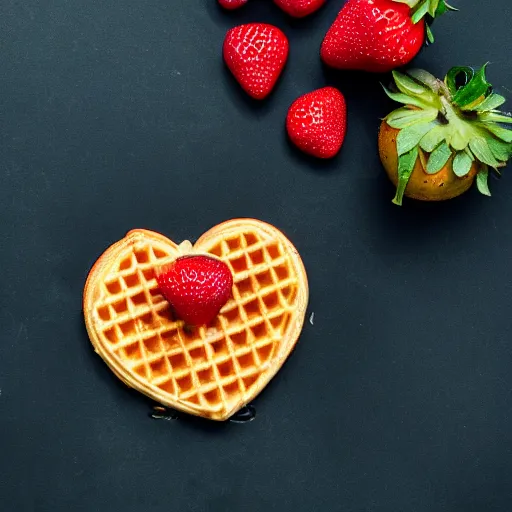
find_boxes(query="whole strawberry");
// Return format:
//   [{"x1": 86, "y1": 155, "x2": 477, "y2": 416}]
[
  {"x1": 218, "y1": 0, "x2": 248, "y2": 10},
  {"x1": 286, "y1": 87, "x2": 347, "y2": 159},
  {"x1": 321, "y1": 0, "x2": 456, "y2": 73},
  {"x1": 273, "y1": 0, "x2": 325, "y2": 18},
  {"x1": 223, "y1": 23, "x2": 289, "y2": 100},
  {"x1": 379, "y1": 64, "x2": 512, "y2": 205},
  {"x1": 156, "y1": 255, "x2": 233, "y2": 326}
]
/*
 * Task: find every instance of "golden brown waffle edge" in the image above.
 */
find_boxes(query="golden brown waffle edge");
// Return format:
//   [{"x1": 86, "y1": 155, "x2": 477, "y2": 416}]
[{"x1": 83, "y1": 219, "x2": 309, "y2": 421}]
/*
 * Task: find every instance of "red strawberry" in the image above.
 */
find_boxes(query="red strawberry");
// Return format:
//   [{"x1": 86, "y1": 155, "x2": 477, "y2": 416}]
[
  {"x1": 156, "y1": 255, "x2": 233, "y2": 326},
  {"x1": 223, "y1": 23, "x2": 289, "y2": 100},
  {"x1": 273, "y1": 0, "x2": 325, "y2": 18},
  {"x1": 286, "y1": 87, "x2": 347, "y2": 159},
  {"x1": 321, "y1": 0, "x2": 455, "y2": 73},
  {"x1": 218, "y1": 0, "x2": 248, "y2": 10}
]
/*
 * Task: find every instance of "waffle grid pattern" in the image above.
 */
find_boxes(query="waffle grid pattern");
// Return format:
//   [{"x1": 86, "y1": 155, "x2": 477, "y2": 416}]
[{"x1": 93, "y1": 230, "x2": 299, "y2": 413}]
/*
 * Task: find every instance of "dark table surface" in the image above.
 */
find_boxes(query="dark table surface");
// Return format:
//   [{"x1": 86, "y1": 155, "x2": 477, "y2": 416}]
[{"x1": 2, "y1": 1, "x2": 512, "y2": 511}]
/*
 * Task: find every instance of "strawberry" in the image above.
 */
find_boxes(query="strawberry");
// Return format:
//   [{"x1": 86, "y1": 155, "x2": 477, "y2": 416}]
[
  {"x1": 286, "y1": 87, "x2": 347, "y2": 159},
  {"x1": 218, "y1": 0, "x2": 248, "y2": 10},
  {"x1": 156, "y1": 255, "x2": 233, "y2": 326},
  {"x1": 223, "y1": 23, "x2": 289, "y2": 100},
  {"x1": 379, "y1": 65, "x2": 512, "y2": 205},
  {"x1": 273, "y1": 0, "x2": 325, "y2": 18},
  {"x1": 321, "y1": 0, "x2": 456, "y2": 73}
]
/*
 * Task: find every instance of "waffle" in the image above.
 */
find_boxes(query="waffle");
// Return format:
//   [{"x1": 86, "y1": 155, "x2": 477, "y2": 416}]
[{"x1": 83, "y1": 219, "x2": 309, "y2": 421}]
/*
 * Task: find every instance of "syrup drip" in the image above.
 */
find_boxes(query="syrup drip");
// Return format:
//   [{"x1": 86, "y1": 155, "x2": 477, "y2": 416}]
[
  {"x1": 229, "y1": 405, "x2": 256, "y2": 423},
  {"x1": 150, "y1": 406, "x2": 179, "y2": 421},
  {"x1": 149, "y1": 404, "x2": 256, "y2": 423}
]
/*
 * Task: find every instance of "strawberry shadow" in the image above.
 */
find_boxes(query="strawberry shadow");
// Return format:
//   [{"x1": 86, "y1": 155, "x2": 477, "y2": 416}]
[
  {"x1": 317, "y1": 66, "x2": 488, "y2": 252},
  {"x1": 321, "y1": 67, "x2": 393, "y2": 121},
  {"x1": 284, "y1": 132, "x2": 345, "y2": 173},
  {"x1": 283, "y1": 67, "x2": 390, "y2": 174},
  {"x1": 220, "y1": 60, "x2": 283, "y2": 115},
  {"x1": 359, "y1": 169, "x2": 486, "y2": 255}
]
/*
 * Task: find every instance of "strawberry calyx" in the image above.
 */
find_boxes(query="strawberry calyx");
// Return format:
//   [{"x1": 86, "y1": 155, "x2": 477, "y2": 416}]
[
  {"x1": 382, "y1": 64, "x2": 512, "y2": 205},
  {"x1": 393, "y1": 0, "x2": 457, "y2": 42}
]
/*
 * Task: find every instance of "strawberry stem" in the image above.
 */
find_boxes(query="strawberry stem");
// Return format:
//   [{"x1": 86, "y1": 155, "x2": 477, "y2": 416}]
[{"x1": 394, "y1": 0, "x2": 457, "y2": 42}]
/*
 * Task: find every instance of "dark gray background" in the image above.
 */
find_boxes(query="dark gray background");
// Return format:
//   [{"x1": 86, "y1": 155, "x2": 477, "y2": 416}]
[{"x1": 1, "y1": 1, "x2": 512, "y2": 511}]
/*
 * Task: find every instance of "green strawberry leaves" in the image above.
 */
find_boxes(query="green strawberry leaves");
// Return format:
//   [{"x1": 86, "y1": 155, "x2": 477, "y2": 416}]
[
  {"x1": 487, "y1": 137, "x2": 512, "y2": 162},
  {"x1": 394, "y1": 0, "x2": 456, "y2": 22},
  {"x1": 397, "y1": 122, "x2": 436, "y2": 155},
  {"x1": 419, "y1": 125, "x2": 446, "y2": 152},
  {"x1": 393, "y1": 146, "x2": 419, "y2": 206},
  {"x1": 452, "y1": 151, "x2": 473, "y2": 177},
  {"x1": 427, "y1": 0, "x2": 440, "y2": 17},
  {"x1": 445, "y1": 66, "x2": 473, "y2": 96},
  {"x1": 469, "y1": 137, "x2": 500, "y2": 168},
  {"x1": 476, "y1": 166, "x2": 491, "y2": 196},
  {"x1": 386, "y1": 108, "x2": 438, "y2": 129},
  {"x1": 407, "y1": 69, "x2": 443, "y2": 94},
  {"x1": 392, "y1": 0, "x2": 457, "y2": 42},
  {"x1": 411, "y1": 1, "x2": 430, "y2": 24},
  {"x1": 382, "y1": 87, "x2": 431, "y2": 110},
  {"x1": 393, "y1": 71, "x2": 430, "y2": 96},
  {"x1": 475, "y1": 94, "x2": 506, "y2": 112},
  {"x1": 383, "y1": 64, "x2": 512, "y2": 204},
  {"x1": 479, "y1": 111, "x2": 512, "y2": 125},
  {"x1": 426, "y1": 141, "x2": 451, "y2": 174},
  {"x1": 425, "y1": 25, "x2": 434, "y2": 44},
  {"x1": 451, "y1": 65, "x2": 491, "y2": 109},
  {"x1": 434, "y1": 0, "x2": 454, "y2": 17},
  {"x1": 484, "y1": 124, "x2": 512, "y2": 143}
]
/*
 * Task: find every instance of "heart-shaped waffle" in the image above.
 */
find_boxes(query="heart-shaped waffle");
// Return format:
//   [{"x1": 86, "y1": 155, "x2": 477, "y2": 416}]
[{"x1": 83, "y1": 219, "x2": 309, "y2": 421}]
